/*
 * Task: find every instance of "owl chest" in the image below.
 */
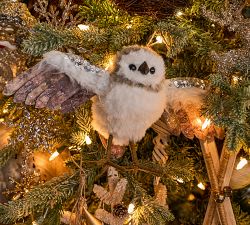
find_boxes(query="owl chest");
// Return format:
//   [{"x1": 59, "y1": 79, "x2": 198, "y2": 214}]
[{"x1": 102, "y1": 84, "x2": 166, "y2": 123}]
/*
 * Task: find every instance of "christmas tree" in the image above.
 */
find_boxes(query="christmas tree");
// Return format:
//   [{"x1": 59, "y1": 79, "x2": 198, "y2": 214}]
[{"x1": 0, "y1": 0, "x2": 249, "y2": 224}]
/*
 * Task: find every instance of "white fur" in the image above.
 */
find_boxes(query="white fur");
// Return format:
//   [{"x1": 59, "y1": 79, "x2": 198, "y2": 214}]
[
  {"x1": 92, "y1": 83, "x2": 167, "y2": 145},
  {"x1": 43, "y1": 51, "x2": 110, "y2": 95},
  {"x1": 91, "y1": 48, "x2": 167, "y2": 145},
  {"x1": 117, "y1": 48, "x2": 165, "y2": 88},
  {"x1": 165, "y1": 79, "x2": 207, "y2": 110}
]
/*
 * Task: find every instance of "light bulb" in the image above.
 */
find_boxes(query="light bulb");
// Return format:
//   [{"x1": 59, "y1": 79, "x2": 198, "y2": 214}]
[
  {"x1": 85, "y1": 135, "x2": 92, "y2": 145},
  {"x1": 32, "y1": 221, "x2": 38, "y2": 225},
  {"x1": 156, "y1": 35, "x2": 163, "y2": 43},
  {"x1": 49, "y1": 151, "x2": 59, "y2": 161},
  {"x1": 78, "y1": 24, "x2": 90, "y2": 31},
  {"x1": 232, "y1": 75, "x2": 239, "y2": 84},
  {"x1": 236, "y1": 157, "x2": 248, "y2": 170},
  {"x1": 177, "y1": 178, "x2": 184, "y2": 183},
  {"x1": 202, "y1": 118, "x2": 211, "y2": 130},
  {"x1": 188, "y1": 194, "x2": 195, "y2": 201},
  {"x1": 176, "y1": 11, "x2": 183, "y2": 17},
  {"x1": 126, "y1": 24, "x2": 132, "y2": 29},
  {"x1": 197, "y1": 182, "x2": 206, "y2": 190},
  {"x1": 128, "y1": 203, "x2": 135, "y2": 214}
]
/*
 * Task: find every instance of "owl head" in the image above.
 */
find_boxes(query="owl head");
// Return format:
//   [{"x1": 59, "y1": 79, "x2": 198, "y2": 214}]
[{"x1": 111, "y1": 46, "x2": 166, "y2": 88}]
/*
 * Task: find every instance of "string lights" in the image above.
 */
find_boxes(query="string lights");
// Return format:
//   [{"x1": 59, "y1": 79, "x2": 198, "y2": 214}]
[
  {"x1": 176, "y1": 11, "x2": 184, "y2": 17},
  {"x1": 85, "y1": 135, "x2": 92, "y2": 145},
  {"x1": 49, "y1": 135, "x2": 91, "y2": 161},
  {"x1": 127, "y1": 203, "x2": 135, "y2": 214},
  {"x1": 236, "y1": 157, "x2": 248, "y2": 170},
  {"x1": 155, "y1": 35, "x2": 163, "y2": 43},
  {"x1": 197, "y1": 182, "x2": 206, "y2": 190},
  {"x1": 202, "y1": 118, "x2": 211, "y2": 130},
  {"x1": 78, "y1": 24, "x2": 90, "y2": 31}
]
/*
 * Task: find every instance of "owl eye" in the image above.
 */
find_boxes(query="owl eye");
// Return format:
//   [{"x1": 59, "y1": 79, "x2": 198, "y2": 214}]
[
  {"x1": 129, "y1": 64, "x2": 137, "y2": 71},
  {"x1": 149, "y1": 67, "x2": 155, "y2": 74}
]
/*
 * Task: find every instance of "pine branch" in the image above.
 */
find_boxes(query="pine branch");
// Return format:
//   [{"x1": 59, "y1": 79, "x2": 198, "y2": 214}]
[
  {"x1": 22, "y1": 23, "x2": 81, "y2": 56},
  {"x1": 0, "y1": 174, "x2": 79, "y2": 224},
  {"x1": 233, "y1": 203, "x2": 250, "y2": 225},
  {"x1": 204, "y1": 74, "x2": 250, "y2": 150},
  {"x1": 131, "y1": 201, "x2": 174, "y2": 225}
]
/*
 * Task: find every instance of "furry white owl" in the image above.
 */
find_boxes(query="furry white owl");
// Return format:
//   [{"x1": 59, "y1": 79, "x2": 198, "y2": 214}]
[{"x1": 3, "y1": 45, "x2": 221, "y2": 159}]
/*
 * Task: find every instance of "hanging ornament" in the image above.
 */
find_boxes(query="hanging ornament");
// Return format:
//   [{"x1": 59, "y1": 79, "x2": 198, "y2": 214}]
[
  {"x1": 83, "y1": 207, "x2": 103, "y2": 225},
  {"x1": 93, "y1": 166, "x2": 129, "y2": 225}
]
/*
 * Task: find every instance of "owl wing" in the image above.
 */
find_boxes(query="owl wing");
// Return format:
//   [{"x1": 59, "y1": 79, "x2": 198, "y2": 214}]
[
  {"x1": 3, "y1": 51, "x2": 110, "y2": 113},
  {"x1": 152, "y1": 78, "x2": 224, "y2": 141}
]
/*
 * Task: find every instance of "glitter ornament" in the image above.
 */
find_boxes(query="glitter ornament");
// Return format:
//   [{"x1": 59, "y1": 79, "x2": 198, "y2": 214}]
[{"x1": 93, "y1": 167, "x2": 129, "y2": 225}]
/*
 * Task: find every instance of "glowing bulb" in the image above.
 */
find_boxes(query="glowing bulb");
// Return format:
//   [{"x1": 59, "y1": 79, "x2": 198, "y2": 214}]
[
  {"x1": 196, "y1": 118, "x2": 202, "y2": 125},
  {"x1": 32, "y1": 221, "x2": 38, "y2": 225},
  {"x1": 156, "y1": 35, "x2": 163, "y2": 43},
  {"x1": 126, "y1": 24, "x2": 132, "y2": 29},
  {"x1": 211, "y1": 24, "x2": 215, "y2": 27},
  {"x1": 85, "y1": 135, "x2": 92, "y2": 145},
  {"x1": 49, "y1": 151, "x2": 59, "y2": 161},
  {"x1": 176, "y1": 11, "x2": 183, "y2": 17},
  {"x1": 128, "y1": 203, "x2": 135, "y2": 214},
  {"x1": 202, "y1": 118, "x2": 211, "y2": 130},
  {"x1": 0, "y1": 118, "x2": 4, "y2": 122},
  {"x1": 78, "y1": 24, "x2": 90, "y2": 31},
  {"x1": 188, "y1": 194, "x2": 195, "y2": 201},
  {"x1": 3, "y1": 109, "x2": 8, "y2": 113},
  {"x1": 236, "y1": 158, "x2": 248, "y2": 170},
  {"x1": 177, "y1": 178, "x2": 184, "y2": 183},
  {"x1": 232, "y1": 75, "x2": 239, "y2": 84},
  {"x1": 197, "y1": 182, "x2": 206, "y2": 190}
]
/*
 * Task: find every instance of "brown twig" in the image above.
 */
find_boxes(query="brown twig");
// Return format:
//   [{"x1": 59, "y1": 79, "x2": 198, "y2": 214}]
[{"x1": 83, "y1": 159, "x2": 164, "y2": 177}]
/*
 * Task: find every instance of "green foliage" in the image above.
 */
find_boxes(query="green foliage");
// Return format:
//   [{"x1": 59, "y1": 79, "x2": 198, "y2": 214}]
[
  {"x1": 190, "y1": 0, "x2": 225, "y2": 14},
  {"x1": 126, "y1": 178, "x2": 174, "y2": 224},
  {"x1": 204, "y1": 74, "x2": 250, "y2": 151},
  {"x1": 131, "y1": 201, "x2": 175, "y2": 225},
  {"x1": 22, "y1": 23, "x2": 81, "y2": 56},
  {"x1": 0, "y1": 174, "x2": 78, "y2": 224},
  {"x1": 80, "y1": 0, "x2": 123, "y2": 27},
  {"x1": 233, "y1": 203, "x2": 250, "y2": 225}
]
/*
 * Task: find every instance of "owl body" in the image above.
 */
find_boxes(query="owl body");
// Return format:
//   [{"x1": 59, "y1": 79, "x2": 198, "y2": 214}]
[
  {"x1": 4, "y1": 45, "x2": 167, "y2": 147},
  {"x1": 92, "y1": 82, "x2": 167, "y2": 145}
]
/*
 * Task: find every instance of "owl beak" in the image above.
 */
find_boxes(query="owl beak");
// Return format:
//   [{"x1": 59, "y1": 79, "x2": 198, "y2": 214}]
[{"x1": 138, "y1": 61, "x2": 149, "y2": 75}]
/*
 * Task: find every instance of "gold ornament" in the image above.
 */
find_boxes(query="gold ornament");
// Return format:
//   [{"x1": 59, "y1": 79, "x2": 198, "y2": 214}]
[
  {"x1": 93, "y1": 167, "x2": 129, "y2": 225},
  {"x1": 83, "y1": 207, "x2": 103, "y2": 225}
]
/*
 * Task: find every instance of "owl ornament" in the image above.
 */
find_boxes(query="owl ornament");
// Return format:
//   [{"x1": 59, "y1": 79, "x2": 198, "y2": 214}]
[{"x1": 3, "y1": 45, "x2": 222, "y2": 162}]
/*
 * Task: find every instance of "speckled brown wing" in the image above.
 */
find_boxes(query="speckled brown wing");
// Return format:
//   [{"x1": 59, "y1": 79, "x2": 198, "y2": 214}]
[
  {"x1": 3, "y1": 61, "x2": 95, "y2": 113},
  {"x1": 152, "y1": 78, "x2": 224, "y2": 141}
]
